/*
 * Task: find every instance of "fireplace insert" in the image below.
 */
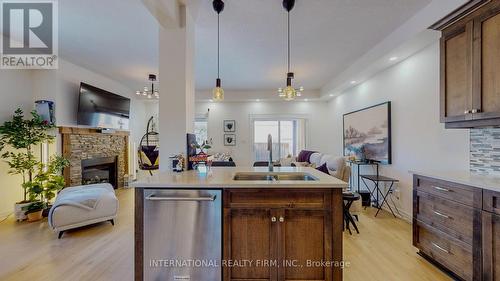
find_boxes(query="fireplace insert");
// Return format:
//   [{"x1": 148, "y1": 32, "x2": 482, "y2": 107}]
[{"x1": 81, "y1": 156, "x2": 118, "y2": 188}]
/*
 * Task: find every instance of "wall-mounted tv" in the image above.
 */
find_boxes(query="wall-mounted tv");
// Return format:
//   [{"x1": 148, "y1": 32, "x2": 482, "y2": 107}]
[{"x1": 77, "y1": 83, "x2": 130, "y2": 130}]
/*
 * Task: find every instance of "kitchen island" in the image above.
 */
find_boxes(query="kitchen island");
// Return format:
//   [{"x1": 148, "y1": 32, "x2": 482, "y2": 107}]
[{"x1": 134, "y1": 167, "x2": 348, "y2": 281}]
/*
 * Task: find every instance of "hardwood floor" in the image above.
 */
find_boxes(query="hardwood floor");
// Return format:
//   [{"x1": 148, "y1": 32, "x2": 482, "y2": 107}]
[{"x1": 0, "y1": 188, "x2": 451, "y2": 281}]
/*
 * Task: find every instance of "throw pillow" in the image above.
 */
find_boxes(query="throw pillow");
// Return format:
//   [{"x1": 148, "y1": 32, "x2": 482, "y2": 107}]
[{"x1": 316, "y1": 163, "x2": 329, "y2": 174}]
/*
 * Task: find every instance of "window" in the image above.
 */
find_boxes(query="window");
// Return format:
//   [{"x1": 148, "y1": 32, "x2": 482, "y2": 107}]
[
  {"x1": 253, "y1": 119, "x2": 305, "y2": 161},
  {"x1": 194, "y1": 118, "x2": 208, "y2": 145}
]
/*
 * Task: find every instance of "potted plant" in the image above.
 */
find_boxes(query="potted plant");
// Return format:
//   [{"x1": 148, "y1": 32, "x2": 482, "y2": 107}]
[
  {"x1": 192, "y1": 140, "x2": 212, "y2": 155},
  {"x1": 37, "y1": 156, "x2": 69, "y2": 217},
  {"x1": 22, "y1": 201, "x2": 47, "y2": 222},
  {"x1": 0, "y1": 108, "x2": 57, "y2": 221}
]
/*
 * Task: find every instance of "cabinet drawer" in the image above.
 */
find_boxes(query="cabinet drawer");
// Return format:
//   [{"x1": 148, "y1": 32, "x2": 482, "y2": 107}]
[
  {"x1": 414, "y1": 175, "x2": 481, "y2": 207},
  {"x1": 225, "y1": 189, "x2": 329, "y2": 209},
  {"x1": 484, "y1": 189, "x2": 500, "y2": 215},
  {"x1": 414, "y1": 221, "x2": 473, "y2": 281},
  {"x1": 415, "y1": 190, "x2": 474, "y2": 245}
]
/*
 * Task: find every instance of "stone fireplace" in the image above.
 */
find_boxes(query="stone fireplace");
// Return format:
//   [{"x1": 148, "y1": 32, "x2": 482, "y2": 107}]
[{"x1": 60, "y1": 127, "x2": 129, "y2": 188}]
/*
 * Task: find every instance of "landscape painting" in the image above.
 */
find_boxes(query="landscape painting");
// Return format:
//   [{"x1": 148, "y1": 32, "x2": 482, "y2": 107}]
[{"x1": 343, "y1": 102, "x2": 391, "y2": 164}]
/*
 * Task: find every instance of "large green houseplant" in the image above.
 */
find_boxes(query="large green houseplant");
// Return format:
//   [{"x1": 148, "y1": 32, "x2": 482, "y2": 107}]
[{"x1": 0, "y1": 108, "x2": 68, "y2": 221}]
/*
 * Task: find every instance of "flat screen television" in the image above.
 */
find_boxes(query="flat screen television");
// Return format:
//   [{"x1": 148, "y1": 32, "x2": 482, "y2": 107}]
[{"x1": 77, "y1": 82, "x2": 130, "y2": 130}]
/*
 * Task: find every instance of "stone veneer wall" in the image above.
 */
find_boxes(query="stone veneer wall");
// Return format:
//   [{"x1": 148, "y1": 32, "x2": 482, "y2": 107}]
[
  {"x1": 66, "y1": 134, "x2": 128, "y2": 187},
  {"x1": 470, "y1": 128, "x2": 500, "y2": 175}
]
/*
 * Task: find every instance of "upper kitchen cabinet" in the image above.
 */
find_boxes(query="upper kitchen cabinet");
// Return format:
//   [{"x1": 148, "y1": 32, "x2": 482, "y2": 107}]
[
  {"x1": 440, "y1": 22, "x2": 473, "y2": 123},
  {"x1": 433, "y1": 0, "x2": 500, "y2": 128},
  {"x1": 473, "y1": 4, "x2": 500, "y2": 121}
]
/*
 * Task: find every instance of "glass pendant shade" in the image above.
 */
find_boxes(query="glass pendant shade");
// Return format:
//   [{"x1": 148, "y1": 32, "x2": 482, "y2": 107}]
[
  {"x1": 213, "y1": 78, "x2": 224, "y2": 101},
  {"x1": 283, "y1": 86, "x2": 296, "y2": 101}
]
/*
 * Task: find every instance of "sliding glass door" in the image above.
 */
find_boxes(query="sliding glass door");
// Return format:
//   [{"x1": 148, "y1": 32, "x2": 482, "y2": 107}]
[{"x1": 253, "y1": 119, "x2": 305, "y2": 161}]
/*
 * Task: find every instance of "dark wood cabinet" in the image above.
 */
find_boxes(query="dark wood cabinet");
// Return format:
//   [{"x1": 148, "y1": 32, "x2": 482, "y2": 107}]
[
  {"x1": 482, "y1": 211, "x2": 500, "y2": 281},
  {"x1": 280, "y1": 209, "x2": 332, "y2": 281},
  {"x1": 440, "y1": 23, "x2": 473, "y2": 123},
  {"x1": 413, "y1": 174, "x2": 500, "y2": 281},
  {"x1": 224, "y1": 208, "x2": 278, "y2": 281},
  {"x1": 223, "y1": 189, "x2": 341, "y2": 281},
  {"x1": 436, "y1": 0, "x2": 500, "y2": 128},
  {"x1": 412, "y1": 175, "x2": 482, "y2": 281}
]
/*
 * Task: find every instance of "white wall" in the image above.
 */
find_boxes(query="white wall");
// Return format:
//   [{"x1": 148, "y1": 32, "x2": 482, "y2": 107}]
[
  {"x1": 327, "y1": 42, "x2": 470, "y2": 218},
  {"x1": 196, "y1": 101, "x2": 331, "y2": 166},
  {"x1": 0, "y1": 70, "x2": 34, "y2": 217}
]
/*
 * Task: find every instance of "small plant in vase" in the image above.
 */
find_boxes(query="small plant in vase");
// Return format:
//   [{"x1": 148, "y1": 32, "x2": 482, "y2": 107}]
[{"x1": 192, "y1": 139, "x2": 212, "y2": 155}]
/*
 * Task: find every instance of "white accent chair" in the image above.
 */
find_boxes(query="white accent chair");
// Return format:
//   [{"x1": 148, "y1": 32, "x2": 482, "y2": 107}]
[{"x1": 48, "y1": 183, "x2": 118, "y2": 239}]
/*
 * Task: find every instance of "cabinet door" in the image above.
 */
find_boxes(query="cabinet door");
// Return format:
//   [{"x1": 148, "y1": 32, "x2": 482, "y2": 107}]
[
  {"x1": 473, "y1": 4, "x2": 500, "y2": 120},
  {"x1": 441, "y1": 22, "x2": 474, "y2": 123},
  {"x1": 224, "y1": 208, "x2": 278, "y2": 281},
  {"x1": 279, "y1": 209, "x2": 332, "y2": 281},
  {"x1": 483, "y1": 212, "x2": 500, "y2": 281}
]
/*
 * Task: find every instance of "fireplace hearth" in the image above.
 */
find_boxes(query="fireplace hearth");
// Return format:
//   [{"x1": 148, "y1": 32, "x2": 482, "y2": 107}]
[{"x1": 81, "y1": 156, "x2": 118, "y2": 189}]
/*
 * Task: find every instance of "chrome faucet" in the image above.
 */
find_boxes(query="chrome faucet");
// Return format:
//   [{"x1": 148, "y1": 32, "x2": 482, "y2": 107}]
[{"x1": 267, "y1": 134, "x2": 273, "y2": 172}]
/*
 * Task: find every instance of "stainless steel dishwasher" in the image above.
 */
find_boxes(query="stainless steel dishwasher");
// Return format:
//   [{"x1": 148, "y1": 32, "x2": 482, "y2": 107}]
[{"x1": 143, "y1": 189, "x2": 222, "y2": 281}]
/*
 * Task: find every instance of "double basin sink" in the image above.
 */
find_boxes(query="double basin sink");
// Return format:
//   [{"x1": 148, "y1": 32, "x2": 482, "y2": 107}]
[{"x1": 233, "y1": 172, "x2": 317, "y2": 181}]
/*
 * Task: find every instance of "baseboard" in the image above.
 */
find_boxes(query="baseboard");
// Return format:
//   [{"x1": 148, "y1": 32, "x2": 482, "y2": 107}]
[
  {"x1": 0, "y1": 210, "x2": 12, "y2": 221},
  {"x1": 378, "y1": 202, "x2": 412, "y2": 223}
]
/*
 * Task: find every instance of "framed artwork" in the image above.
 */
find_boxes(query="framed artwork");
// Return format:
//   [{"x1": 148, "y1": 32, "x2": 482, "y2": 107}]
[
  {"x1": 224, "y1": 134, "x2": 236, "y2": 146},
  {"x1": 223, "y1": 120, "x2": 236, "y2": 132},
  {"x1": 343, "y1": 102, "x2": 392, "y2": 164}
]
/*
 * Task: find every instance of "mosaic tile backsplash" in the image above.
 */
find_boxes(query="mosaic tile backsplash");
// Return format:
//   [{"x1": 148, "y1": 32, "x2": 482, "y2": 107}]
[{"x1": 470, "y1": 128, "x2": 500, "y2": 175}]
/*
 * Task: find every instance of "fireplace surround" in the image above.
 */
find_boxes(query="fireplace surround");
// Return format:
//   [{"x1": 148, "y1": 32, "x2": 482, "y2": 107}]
[
  {"x1": 60, "y1": 127, "x2": 129, "y2": 188},
  {"x1": 81, "y1": 156, "x2": 118, "y2": 188}
]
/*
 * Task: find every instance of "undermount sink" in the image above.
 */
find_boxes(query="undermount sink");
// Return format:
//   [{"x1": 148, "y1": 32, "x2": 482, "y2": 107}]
[{"x1": 233, "y1": 172, "x2": 318, "y2": 181}]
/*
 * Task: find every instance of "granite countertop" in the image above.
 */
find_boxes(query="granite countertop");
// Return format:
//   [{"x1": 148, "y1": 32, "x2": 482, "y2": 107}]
[
  {"x1": 409, "y1": 170, "x2": 500, "y2": 193},
  {"x1": 132, "y1": 166, "x2": 348, "y2": 189}
]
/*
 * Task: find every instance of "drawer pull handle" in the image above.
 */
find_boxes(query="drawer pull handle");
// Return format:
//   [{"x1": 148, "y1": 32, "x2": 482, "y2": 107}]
[
  {"x1": 279, "y1": 216, "x2": 285, "y2": 223},
  {"x1": 433, "y1": 186, "x2": 451, "y2": 192},
  {"x1": 433, "y1": 210, "x2": 451, "y2": 219},
  {"x1": 271, "y1": 217, "x2": 277, "y2": 223},
  {"x1": 431, "y1": 242, "x2": 450, "y2": 254}
]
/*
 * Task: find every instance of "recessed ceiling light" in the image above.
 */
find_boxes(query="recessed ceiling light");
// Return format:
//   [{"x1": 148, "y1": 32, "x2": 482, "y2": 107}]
[
  {"x1": 329, "y1": 94, "x2": 334, "y2": 97},
  {"x1": 256, "y1": 99, "x2": 260, "y2": 102},
  {"x1": 350, "y1": 81, "x2": 357, "y2": 84},
  {"x1": 304, "y1": 99, "x2": 309, "y2": 102},
  {"x1": 209, "y1": 99, "x2": 213, "y2": 102},
  {"x1": 389, "y1": 56, "x2": 398, "y2": 61}
]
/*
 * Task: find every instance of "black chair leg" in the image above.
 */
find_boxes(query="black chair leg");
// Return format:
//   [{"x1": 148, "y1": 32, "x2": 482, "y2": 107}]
[
  {"x1": 148, "y1": 170, "x2": 153, "y2": 176},
  {"x1": 354, "y1": 214, "x2": 359, "y2": 221},
  {"x1": 58, "y1": 231, "x2": 64, "y2": 239},
  {"x1": 109, "y1": 219, "x2": 115, "y2": 226}
]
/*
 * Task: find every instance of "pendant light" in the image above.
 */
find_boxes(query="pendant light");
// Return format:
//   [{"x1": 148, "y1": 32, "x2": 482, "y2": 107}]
[
  {"x1": 212, "y1": 0, "x2": 225, "y2": 101},
  {"x1": 136, "y1": 74, "x2": 159, "y2": 99},
  {"x1": 278, "y1": 0, "x2": 304, "y2": 101}
]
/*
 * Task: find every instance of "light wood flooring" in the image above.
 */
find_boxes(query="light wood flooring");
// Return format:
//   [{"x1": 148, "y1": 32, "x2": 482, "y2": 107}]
[{"x1": 0, "y1": 188, "x2": 451, "y2": 281}]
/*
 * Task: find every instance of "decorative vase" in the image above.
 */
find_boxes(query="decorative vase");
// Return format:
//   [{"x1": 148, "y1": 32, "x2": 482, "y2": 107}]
[
  {"x1": 26, "y1": 210, "x2": 43, "y2": 222},
  {"x1": 14, "y1": 202, "x2": 31, "y2": 221}
]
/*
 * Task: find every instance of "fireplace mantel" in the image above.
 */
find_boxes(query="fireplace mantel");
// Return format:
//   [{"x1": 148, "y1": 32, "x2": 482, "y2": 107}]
[
  {"x1": 59, "y1": 126, "x2": 129, "y2": 188},
  {"x1": 59, "y1": 126, "x2": 130, "y2": 136}
]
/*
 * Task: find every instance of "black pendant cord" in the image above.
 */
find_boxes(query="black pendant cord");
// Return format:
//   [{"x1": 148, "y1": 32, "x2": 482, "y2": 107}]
[
  {"x1": 287, "y1": 11, "x2": 290, "y2": 73},
  {"x1": 217, "y1": 13, "x2": 220, "y2": 80}
]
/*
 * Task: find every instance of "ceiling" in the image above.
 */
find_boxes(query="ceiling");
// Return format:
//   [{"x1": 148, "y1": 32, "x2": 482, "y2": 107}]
[
  {"x1": 59, "y1": 0, "x2": 159, "y2": 92},
  {"x1": 195, "y1": 0, "x2": 432, "y2": 91},
  {"x1": 58, "y1": 0, "x2": 434, "y2": 94}
]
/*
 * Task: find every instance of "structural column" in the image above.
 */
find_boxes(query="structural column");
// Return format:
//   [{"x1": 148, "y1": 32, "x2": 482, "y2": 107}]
[{"x1": 158, "y1": 5, "x2": 196, "y2": 171}]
